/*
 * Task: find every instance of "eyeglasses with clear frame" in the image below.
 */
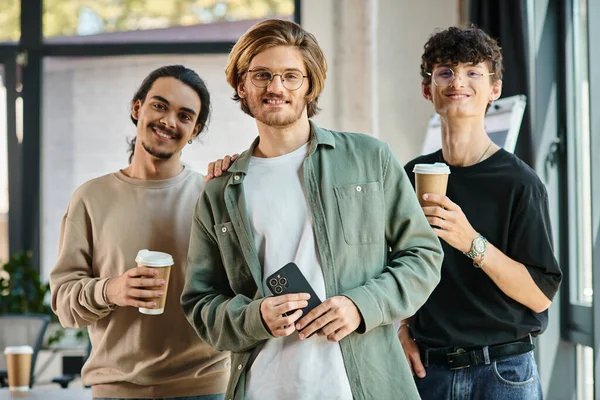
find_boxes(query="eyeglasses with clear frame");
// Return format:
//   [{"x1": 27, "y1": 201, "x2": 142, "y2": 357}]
[
  {"x1": 247, "y1": 68, "x2": 308, "y2": 91},
  {"x1": 426, "y1": 67, "x2": 495, "y2": 88}
]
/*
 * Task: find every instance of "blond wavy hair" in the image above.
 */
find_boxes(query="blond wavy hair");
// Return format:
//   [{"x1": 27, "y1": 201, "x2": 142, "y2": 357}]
[{"x1": 225, "y1": 19, "x2": 327, "y2": 118}]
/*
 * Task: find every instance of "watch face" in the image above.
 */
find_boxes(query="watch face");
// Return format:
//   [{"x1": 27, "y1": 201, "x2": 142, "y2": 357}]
[{"x1": 474, "y1": 238, "x2": 486, "y2": 253}]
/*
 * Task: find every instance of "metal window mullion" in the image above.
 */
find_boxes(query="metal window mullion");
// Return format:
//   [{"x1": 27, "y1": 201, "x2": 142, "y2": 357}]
[
  {"x1": 41, "y1": 42, "x2": 236, "y2": 57},
  {"x1": 294, "y1": 0, "x2": 302, "y2": 24},
  {"x1": 19, "y1": 0, "x2": 42, "y2": 269},
  {"x1": 586, "y1": 0, "x2": 600, "y2": 398},
  {"x1": 4, "y1": 57, "x2": 21, "y2": 256}
]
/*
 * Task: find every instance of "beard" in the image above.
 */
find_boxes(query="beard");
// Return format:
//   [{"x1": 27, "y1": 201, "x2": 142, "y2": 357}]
[
  {"x1": 140, "y1": 122, "x2": 182, "y2": 160},
  {"x1": 247, "y1": 95, "x2": 306, "y2": 127},
  {"x1": 140, "y1": 140, "x2": 174, "y2": 160}
]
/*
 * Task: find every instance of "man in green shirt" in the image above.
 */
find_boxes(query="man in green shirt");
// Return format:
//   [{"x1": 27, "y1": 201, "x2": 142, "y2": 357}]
[{"x1": 181, "y1": 19, "x2": 443, "y2": 400}]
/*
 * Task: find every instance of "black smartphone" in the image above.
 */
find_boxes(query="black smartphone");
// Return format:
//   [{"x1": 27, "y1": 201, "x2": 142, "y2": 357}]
[{"x1": 266, "y1": 262, "x2": 322, "y2": 318}]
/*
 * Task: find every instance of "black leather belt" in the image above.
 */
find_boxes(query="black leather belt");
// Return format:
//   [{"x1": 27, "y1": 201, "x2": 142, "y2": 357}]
[{"x1": 420, "y1": 336, "x2": 535, "y2": 370}]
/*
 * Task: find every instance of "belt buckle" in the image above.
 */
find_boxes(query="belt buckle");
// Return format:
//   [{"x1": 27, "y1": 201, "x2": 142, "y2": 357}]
[{"x1": 447, "y1": 348, "x2": 470, "y2": 370}]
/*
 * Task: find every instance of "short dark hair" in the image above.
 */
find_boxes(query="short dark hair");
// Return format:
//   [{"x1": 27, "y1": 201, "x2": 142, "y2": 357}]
[
  {"x1": 128, "y1": 65, "x2": 211, "y2": 163},
  {"x1": 420, "y1": 26, "x2": 503, "y2": 86}
]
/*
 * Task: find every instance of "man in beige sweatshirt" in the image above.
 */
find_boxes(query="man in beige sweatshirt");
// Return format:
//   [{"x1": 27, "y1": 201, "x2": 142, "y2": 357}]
[{"x1": 50, "y1": 65, "x2": 229, "y2": 400}]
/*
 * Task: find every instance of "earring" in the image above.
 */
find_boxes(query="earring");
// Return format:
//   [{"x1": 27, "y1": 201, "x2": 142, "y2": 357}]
[{"x1": 188, "y1": 140, "x2": 193, "y2": 144}]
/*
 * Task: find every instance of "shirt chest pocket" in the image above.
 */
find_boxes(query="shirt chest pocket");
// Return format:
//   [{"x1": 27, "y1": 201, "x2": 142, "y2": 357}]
[
  {"x1": 214, "y1": 222, "x2": 256, "y2": 297},
  {"x1": 334, "y1": 181, "x2": 385, "y2": 245}
]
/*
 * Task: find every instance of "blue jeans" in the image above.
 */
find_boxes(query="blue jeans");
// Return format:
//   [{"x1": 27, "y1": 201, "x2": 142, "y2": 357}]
[
  {"x1": 95, "y1": 395, "x2": 225, "y2": 400},
  {"x1": 415, "y1": 351, "x2": 542, "y2": 400}
]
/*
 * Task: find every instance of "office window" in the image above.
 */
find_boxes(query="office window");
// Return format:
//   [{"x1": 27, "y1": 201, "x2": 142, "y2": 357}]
[
  {"x1": 577, "y1": 345, "x2": 594, "y2": 400},
  {"x1": 567, "y1": 0, "x2": 592, "y2": 306},
  {"x1": 0, "y1": 0, "x2": 20, "y2": 42},
  {"x1": 0, "y1": 66, "x2": 9, "y2": 263},
  {"x1": 43, "y1": 0, "x2": 295, "y2": 43}
]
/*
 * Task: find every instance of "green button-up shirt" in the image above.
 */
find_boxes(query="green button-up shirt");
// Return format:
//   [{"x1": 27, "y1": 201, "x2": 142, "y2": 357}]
[{"x1": 182, "y1": 122, "x2": 443, "y2": 400}]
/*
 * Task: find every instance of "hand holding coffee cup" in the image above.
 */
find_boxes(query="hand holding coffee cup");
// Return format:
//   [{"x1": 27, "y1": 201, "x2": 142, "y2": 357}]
[
  {"x1": 4, "y1": 346, "x2": 33, "y2": 393},
  {"x1": 105, "y1": 251, "x2": 172, "y2": 312},
  {"x1": 413, "y1": 163, "x2": 451, "y2": 207},
  {"x1": 134, "y1": 250, "x2": 173, "y2": 315}
]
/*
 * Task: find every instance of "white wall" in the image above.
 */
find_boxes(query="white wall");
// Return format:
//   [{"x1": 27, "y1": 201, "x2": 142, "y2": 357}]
[
  {"x1": 376, "y1": 0, "x2": 459, "y2": 163},
  {"x1": 303, "y1": 0, "x2": 459, "y2": 164}
]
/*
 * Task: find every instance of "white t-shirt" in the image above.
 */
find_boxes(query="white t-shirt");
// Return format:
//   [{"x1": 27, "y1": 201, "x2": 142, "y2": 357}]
[{"x1": 243, "y1": 143, "x2": 353, "y2": 400}]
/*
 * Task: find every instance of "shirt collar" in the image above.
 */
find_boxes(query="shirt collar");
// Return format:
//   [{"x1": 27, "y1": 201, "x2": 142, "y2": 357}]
[{"x1": 227, "y1": 120, "x2": 335, "y2": 184}]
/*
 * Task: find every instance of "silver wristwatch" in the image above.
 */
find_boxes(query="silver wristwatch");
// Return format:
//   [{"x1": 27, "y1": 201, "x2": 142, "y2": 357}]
[{"x1": 464, "y1": 235, "x2": 487, "y2": 268}]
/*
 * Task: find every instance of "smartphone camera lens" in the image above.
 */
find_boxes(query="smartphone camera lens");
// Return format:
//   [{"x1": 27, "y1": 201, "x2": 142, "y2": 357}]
[
  {"x1": 269, "y1": 278, "x2": 278, "y2": 287},
  {"x1": 279, "y1": 277, "x2": 288, "y2": 286},
  {"x1": 274, "y1": 286, "x2": 283, "y2": 294}
]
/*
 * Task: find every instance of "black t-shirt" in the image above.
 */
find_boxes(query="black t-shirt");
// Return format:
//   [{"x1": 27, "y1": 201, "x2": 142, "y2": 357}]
[{"x1": 404, "y1": 149, "x2": 562, "y2": 348}]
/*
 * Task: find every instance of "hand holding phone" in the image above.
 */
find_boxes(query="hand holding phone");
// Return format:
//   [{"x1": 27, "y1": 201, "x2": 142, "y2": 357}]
[
  {"x1": 262, "y1": 263, "x2": 323, "y2": 338},
  {"x1": 259, "y1": 293, "x2": 311, "y2": 337},
  {"x1": 295, "y1": 295, "x2": 362, "y2": 342},
  {"x1": 266, "y1": 262, "x2": 322, "y2": 316}
]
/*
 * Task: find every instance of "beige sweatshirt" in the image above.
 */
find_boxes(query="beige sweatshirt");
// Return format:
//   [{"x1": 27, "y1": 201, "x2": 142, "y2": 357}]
[{"x1": 50, "y1": 168, "x2": 230, "y2": 399}]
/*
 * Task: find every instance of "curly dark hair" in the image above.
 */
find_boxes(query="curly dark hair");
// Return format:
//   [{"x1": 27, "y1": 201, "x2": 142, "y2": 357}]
[{"x1": 420, "y1": 26, "x2": 503, "y2": 86}]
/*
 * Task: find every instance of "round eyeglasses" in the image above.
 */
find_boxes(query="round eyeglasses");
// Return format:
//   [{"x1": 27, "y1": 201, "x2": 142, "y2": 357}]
[
  {"x1": 247, "y1": 69, "x2": 308, "y2": 91},
  {"x1": 426, "y1": 67, "x2": 494, "y2": 88}
]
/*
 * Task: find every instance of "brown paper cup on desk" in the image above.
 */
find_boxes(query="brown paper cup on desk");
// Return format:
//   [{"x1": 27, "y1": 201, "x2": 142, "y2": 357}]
[
  {"x1": 135, "y1": 249, "x2": 173, "y2": 315},
  {"x1": 413, "y1": 163, "x2": 451, "y2": 207},
  {"x1": 4, "y1": 345, "x2": 33, "y2": 393}
]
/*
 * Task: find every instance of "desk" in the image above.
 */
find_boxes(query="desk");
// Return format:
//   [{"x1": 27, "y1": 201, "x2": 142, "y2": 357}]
[{"x1": 0, "y1": 388, "x2": 92, "y2": 399}]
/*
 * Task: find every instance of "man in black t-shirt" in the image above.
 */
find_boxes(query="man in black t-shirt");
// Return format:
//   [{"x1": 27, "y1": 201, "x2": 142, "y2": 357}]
[{"x1": 398, "y1": 27, "x2": 562, "y2": 400}]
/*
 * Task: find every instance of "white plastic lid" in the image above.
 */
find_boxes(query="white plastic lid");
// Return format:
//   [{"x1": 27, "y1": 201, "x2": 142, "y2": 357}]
[
  {"x1": 4, "y1": 346, "x2": 33, "y2": 355},
  {"x1": 135, "y1": 250, "x2": 173, "y2": 267},
  {"x1": 413, "y1": 162, "x2": 451, "y2": 175}
]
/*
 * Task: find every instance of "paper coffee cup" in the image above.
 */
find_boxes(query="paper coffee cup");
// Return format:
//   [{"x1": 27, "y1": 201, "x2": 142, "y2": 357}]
[
  {"x1": 135, "y1": 250, "x2": 173, "y2": 315},
  {"x1": 4, "y1": 346, "x2": 33, "y2": 392},
  {"x1": 413, "y1": 163, "x2": 451, "y2": 207}
]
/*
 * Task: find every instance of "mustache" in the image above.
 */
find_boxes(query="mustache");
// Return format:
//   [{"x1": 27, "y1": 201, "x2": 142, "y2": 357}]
[
  {"x1": 263, "y1": 95, "x2": 289, "y2": 101},
  {"x1": 148, "y1": 122, "x2": 180, "y2": 139}
]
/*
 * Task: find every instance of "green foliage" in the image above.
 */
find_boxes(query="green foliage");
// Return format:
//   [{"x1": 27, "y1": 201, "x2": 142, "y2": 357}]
[
  {"x1": 0, "y1": 0, "x2": 294, "y2": 42},
  {"x1": 0, "y1": 0, "x2": 19, "y2": 41},
  {"x1": 0, "y1": 251, "x2": 68, "y2": 347},
  {"x1": 0, "y1": 251, "x2": 52, "y2": 315}
]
